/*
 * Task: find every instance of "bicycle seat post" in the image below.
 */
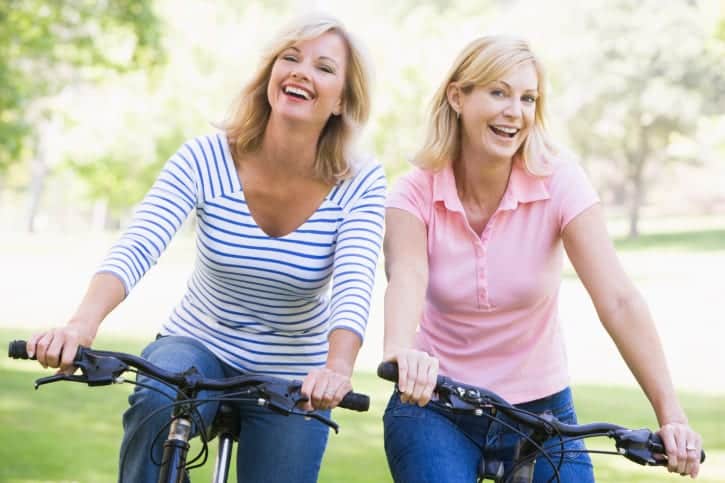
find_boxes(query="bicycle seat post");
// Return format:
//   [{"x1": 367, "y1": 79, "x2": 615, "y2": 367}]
[{"x1": 210, "y1": 402, "x2": 241, "y2": 483}]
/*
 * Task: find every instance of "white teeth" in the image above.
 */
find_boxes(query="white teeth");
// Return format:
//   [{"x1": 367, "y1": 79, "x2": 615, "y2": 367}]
[
  {"x1": 494, "y1": 126, "x2": 518, "y2": 134},
  {"x1": 284, "y1": 86, "x2": 311, "y2": 100}
]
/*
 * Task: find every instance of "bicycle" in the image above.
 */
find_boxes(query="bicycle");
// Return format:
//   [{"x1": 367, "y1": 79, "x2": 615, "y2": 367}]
[
  {"x1": 7, "y1": 339, "x2": 370, "y2": 483},
  {"x1": 377, "y1": 361, "x2": 705, "y2": 483}
]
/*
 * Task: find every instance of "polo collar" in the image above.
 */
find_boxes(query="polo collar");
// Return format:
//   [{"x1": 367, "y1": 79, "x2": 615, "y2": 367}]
[{"x1": 432, "y1": 160, "x2": 550, "y2": 213}]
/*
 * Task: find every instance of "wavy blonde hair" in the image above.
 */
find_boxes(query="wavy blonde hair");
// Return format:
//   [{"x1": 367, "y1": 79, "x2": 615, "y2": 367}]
[
  {"x1": 223, "y1": 13, "x2": 372, "y2": 182},
  {"x1": 415, "y1": 36, "x2": 556, "y2": 176}
]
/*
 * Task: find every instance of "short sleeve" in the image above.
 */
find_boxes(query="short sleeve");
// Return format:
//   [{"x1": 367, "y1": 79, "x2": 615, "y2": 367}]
[
  {"x1": 549, "y1": 161, "x2": 600, "y2": 232},
  {"x1": 386, "y1": 168, "x2": 433, "y2": 225}
]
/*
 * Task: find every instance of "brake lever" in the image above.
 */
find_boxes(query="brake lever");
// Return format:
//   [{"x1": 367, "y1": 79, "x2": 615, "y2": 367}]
[
  {"x1": 300, "y1": 409, "x2": 340, "y2": 433},
  {"x1": 257, "y1": 381, "x2": 341, "y2": 433},
  {"x1": 35, "y1": 374, "x2": 89, "y2": 389},
  {"x1": 34, "y1": 352, "x2": 129, "y2": 388}
]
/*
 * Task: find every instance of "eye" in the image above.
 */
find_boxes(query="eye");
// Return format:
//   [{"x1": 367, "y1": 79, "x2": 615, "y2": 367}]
[
  {"x1": 490, "y1": 89, "x2": 506, "y2": 98},
  {"x1": 522, "y1": 94, "x2": 537, "y2": 104},
  {"x1": 318, "y1": 64, "x2": 335, "y2": 74},
  {"x1": 281, "y1": 54, "x2": 298, "y2": 62}
]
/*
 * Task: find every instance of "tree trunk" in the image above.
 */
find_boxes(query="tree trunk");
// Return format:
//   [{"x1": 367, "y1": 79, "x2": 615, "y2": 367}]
[
  {"x1": 628, "y1": 171, "x2": 643, "y2": 239},
  {"x1": 626, "y1": 125, "x2": 651, "y2": 239},
  {"x1": 25, "y1": 115, "x2": 56, "y2": 233},
  {"x1": 25, "y1": 153, "x2": 47, "y2": 233}
]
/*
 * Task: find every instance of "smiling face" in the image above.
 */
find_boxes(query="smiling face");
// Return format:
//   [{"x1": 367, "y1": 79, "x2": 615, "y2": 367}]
[
  {"x1": 454, "y1": 61, "x2": 539, "y2": 164},
  {"x1": 267, "y1": 31, "x2": 348, "y2": 127}
]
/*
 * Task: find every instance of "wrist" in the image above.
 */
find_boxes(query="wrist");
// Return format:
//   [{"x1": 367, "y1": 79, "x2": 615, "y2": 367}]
[
  {"x1": 655, "y1": 404, "x2": 688, "y2": 427},
  {"x1": 325, "y1": 357, "x2": 354, "y2": 377},
  {"x1": 383, "y1": 342, "x2": 411, "y2": 359},
  {"x1": 67, "y1": 318, "x2": 99, "y2": 343}
]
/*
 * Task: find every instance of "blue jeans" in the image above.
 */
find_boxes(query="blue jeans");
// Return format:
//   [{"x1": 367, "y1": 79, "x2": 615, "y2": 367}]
[
  {"x1": 119, "y1": 335, "x2": 330, "y2": 483},
  {"x1": 383, "y1": 387, "x2": 594, "y2": 483}
]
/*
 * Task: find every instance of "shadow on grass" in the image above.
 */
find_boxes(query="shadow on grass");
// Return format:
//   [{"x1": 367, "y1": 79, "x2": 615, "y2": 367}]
[{"x1": 614, "y1": 228, "x2": 725, "y2": 252}]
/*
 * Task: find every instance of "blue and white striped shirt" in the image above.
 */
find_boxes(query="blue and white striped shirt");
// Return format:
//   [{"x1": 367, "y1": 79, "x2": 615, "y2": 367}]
[{"x1": 98, "y1": 133, "x2": 386, "y2": 377}]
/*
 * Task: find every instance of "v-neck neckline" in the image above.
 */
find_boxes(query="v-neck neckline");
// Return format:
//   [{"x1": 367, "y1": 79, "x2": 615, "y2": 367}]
[{"x1": 220, "y1": 135, "x2": 337, "y2": 239}]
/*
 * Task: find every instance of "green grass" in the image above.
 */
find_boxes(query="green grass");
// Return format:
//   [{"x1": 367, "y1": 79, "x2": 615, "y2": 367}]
[
  {"x1": 2, "y1": 331, "x2": 723, "y2": 483},
  {"x1": 614, "y1": 228, "x2": 725, "y2": 252}
]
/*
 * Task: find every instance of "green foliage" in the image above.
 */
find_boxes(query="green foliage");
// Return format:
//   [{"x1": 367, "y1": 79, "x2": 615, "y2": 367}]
[
  {"x1": 561, "y1": 0, "x2": 725, "y2": 236},
  {"x1": 65, "y1": 127, "x2": 187, "y2": 220},
  {"x1": 0, "y1": 0, "x2": 164, "y2": 177}
]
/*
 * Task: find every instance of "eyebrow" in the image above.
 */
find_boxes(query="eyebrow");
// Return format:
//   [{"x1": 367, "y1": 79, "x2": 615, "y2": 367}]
[
  {"x1": 495, "y1": 80, "x2": 538, "y2": 93},
  {"x1": 283, "y1": 46, "x2": 340, "y2": 68}
]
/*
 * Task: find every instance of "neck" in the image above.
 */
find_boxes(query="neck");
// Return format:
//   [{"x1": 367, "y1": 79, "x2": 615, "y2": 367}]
[
  {"x1": 258, "y1": 114, "x2": 322, "y2": 177},
  {"x1": 455, "y1": 145, "x2": 513, "y2": 205}
]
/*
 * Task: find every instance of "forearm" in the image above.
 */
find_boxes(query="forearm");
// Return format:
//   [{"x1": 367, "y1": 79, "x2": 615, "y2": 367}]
[
  {"x1": 383, "y1": 269, "x2": 426, "y2": 358},
  {"x1": 69, "y1": 272, "x2": 126, "y2": 339},
  {"x1": 326, "y1": 328, "x2": 362, "y2": 377},
  {"x1": 600, "y1": 291, "x2": 686, "y2": 426}
]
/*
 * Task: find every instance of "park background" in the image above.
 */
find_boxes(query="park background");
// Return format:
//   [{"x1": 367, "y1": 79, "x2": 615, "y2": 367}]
[{"x1": 1, "y1": 0, "x2": 724, "y2": 481}]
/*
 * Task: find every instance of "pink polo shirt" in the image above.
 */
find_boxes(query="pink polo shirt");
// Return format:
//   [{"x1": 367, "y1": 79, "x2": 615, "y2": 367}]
[{"x1": 387, "y1": 158, "x2": 599, "y2": 403}]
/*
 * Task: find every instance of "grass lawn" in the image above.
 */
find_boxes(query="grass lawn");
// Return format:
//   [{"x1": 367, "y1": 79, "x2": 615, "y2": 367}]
[{"x1": 2, "y1": 331, "x2": 723, "y2": 483}]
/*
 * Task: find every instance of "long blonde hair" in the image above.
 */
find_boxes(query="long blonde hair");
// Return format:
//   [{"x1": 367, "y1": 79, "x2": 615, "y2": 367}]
[
  {"x1": 223, "y1": 13, "x2": 372, "y2": 182},
  {"x1": 415, "y1": 36, "x2": 556, "y2": 176}
]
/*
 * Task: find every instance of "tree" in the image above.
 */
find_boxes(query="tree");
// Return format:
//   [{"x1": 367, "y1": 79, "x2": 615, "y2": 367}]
[
  {"x1": 0, "y1": 0, "x2": 163, "y2": 230},
  {"x1": 562, "y1": 0, "x2": 725, "y2": 237}
]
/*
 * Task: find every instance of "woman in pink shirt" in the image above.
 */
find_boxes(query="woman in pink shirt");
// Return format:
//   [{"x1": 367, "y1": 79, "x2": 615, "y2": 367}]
[{"x1": 382, "y1": 36, "x2": 702, "y2": 482}]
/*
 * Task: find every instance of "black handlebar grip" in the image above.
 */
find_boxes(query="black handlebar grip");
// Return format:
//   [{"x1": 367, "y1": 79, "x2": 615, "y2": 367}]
[
  {"x1": 377, "y1": 361, "x2": 398, "y2": 382},
  {"x1": 339, "y1": 392, "x2": 370, "y2": 412},
  {"x1": 650, "y1": 433, "x2": 706, "y2": 464},
  {"x1": 8, "y1": 340, "x2": 31, "y2": 360}
]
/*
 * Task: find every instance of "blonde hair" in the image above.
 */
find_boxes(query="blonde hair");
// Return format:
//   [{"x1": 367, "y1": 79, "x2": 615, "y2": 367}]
[
  {"x1": 223, "y1": 13, "x2": 372, "y2": 182},
  {"x1": 415, "y1": 36, "x2": 556, "y2": 176}
]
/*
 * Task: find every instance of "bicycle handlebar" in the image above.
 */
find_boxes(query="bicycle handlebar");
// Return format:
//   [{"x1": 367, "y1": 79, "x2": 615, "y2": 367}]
[
  {"x1": 8, "y1": 340, "x2": 370, "y2": 412},
  {"x1": 377, "y1": 361, "x2": 705, "y2": 466}
]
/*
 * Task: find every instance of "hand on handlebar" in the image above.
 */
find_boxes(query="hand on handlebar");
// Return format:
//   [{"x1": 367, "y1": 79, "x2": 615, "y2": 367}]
[
  {"x1": 27, "y1": 322, "x2": 96, "y2": 374},
  {"x1": 300, "y1": 366, "x2": 353, "y2": 411},
  {"x1": 658, "y1": 421, "x2": 703, "y2": 478},
  {"x1": 384, "y1": 349, "x2": 439, "y2": 407}
]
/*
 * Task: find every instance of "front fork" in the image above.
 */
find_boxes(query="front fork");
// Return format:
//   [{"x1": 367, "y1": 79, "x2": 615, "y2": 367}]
[{"x1": 157, "y1": 416, "x2": 193, "y2": 483}]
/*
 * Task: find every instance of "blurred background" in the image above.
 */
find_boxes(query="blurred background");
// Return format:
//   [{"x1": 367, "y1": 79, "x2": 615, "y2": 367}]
[{"x1": 1, "y1": 0, "x2": 724, "y2": 482}]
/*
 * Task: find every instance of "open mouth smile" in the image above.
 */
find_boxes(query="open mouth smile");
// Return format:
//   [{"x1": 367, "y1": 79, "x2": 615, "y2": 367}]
[
  {"x1": 489, "y1": 125, "x2": 519, "y2": 138},
  {"x1": 283, "y1": 85, "x2": 313, "y2": 100}
]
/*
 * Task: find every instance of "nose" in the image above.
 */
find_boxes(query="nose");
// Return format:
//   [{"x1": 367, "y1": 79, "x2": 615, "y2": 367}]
[
  {"x1": 290, "y1": 63, "x2": 311, "y2": 81},
  {"x1": 503, "y1": 98, "x2": 522, "y2": 118}
]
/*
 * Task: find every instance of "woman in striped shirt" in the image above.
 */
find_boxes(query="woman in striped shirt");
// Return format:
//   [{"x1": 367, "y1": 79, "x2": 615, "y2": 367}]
[{"x1": 26, "y1": 13, "x2": 385, "y2": 482}]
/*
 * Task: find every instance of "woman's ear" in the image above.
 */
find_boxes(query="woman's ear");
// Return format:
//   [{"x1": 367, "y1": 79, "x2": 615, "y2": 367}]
[
  {"x1": 332, "y1": 97, "x2": 343, "y2": 116},
  {"x1": 446, "y1": 83, "x2": 462, "y2": 117}
]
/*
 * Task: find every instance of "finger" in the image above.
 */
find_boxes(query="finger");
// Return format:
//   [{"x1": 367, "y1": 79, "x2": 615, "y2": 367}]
[
  {"x1": 300, "y1": 372, "x2": 319, "y2": 411},
  {"x1": 685, "y1": 435, "x2": 702, "y2": 478},
  {"x1": 35, "y1": 331, "x2": 55, "y2": 368},
  {"x1": 418, "y1": 358, "x2": 438, "y2": 407},
  {"x1": 321, "y1": 382, "x2": 343, "y2": 410},
  {"x1": 317, "y1": 382, "x2": 335, "y2": 409},
  {"x1": 657, "y1": 426, "x2": 678, "y2": 473},
  {"x1": 311, "y1": 373, "x2": 333, "y2": 409},
  {"x1": 397, "y1": 358, "x2": 409, "y2": 395},
  {"x1": 676, "y1": 430, "x2": 689, "y2": 475},
  {"x1": 409, "y1": 358, "x2": 427, "y2": 404},
  {"x1": 330, "y1": 380, "x2": 349, "y2": 408},
  {"x1": 59, "y1": 334, "x2": 79, "y2": 374},
  {"x1": 46, "y1": 333, "x2": 66, "y2": 368},
  {"x1": 26, "y1": 333, "x2": 41, "y2": 358}
]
